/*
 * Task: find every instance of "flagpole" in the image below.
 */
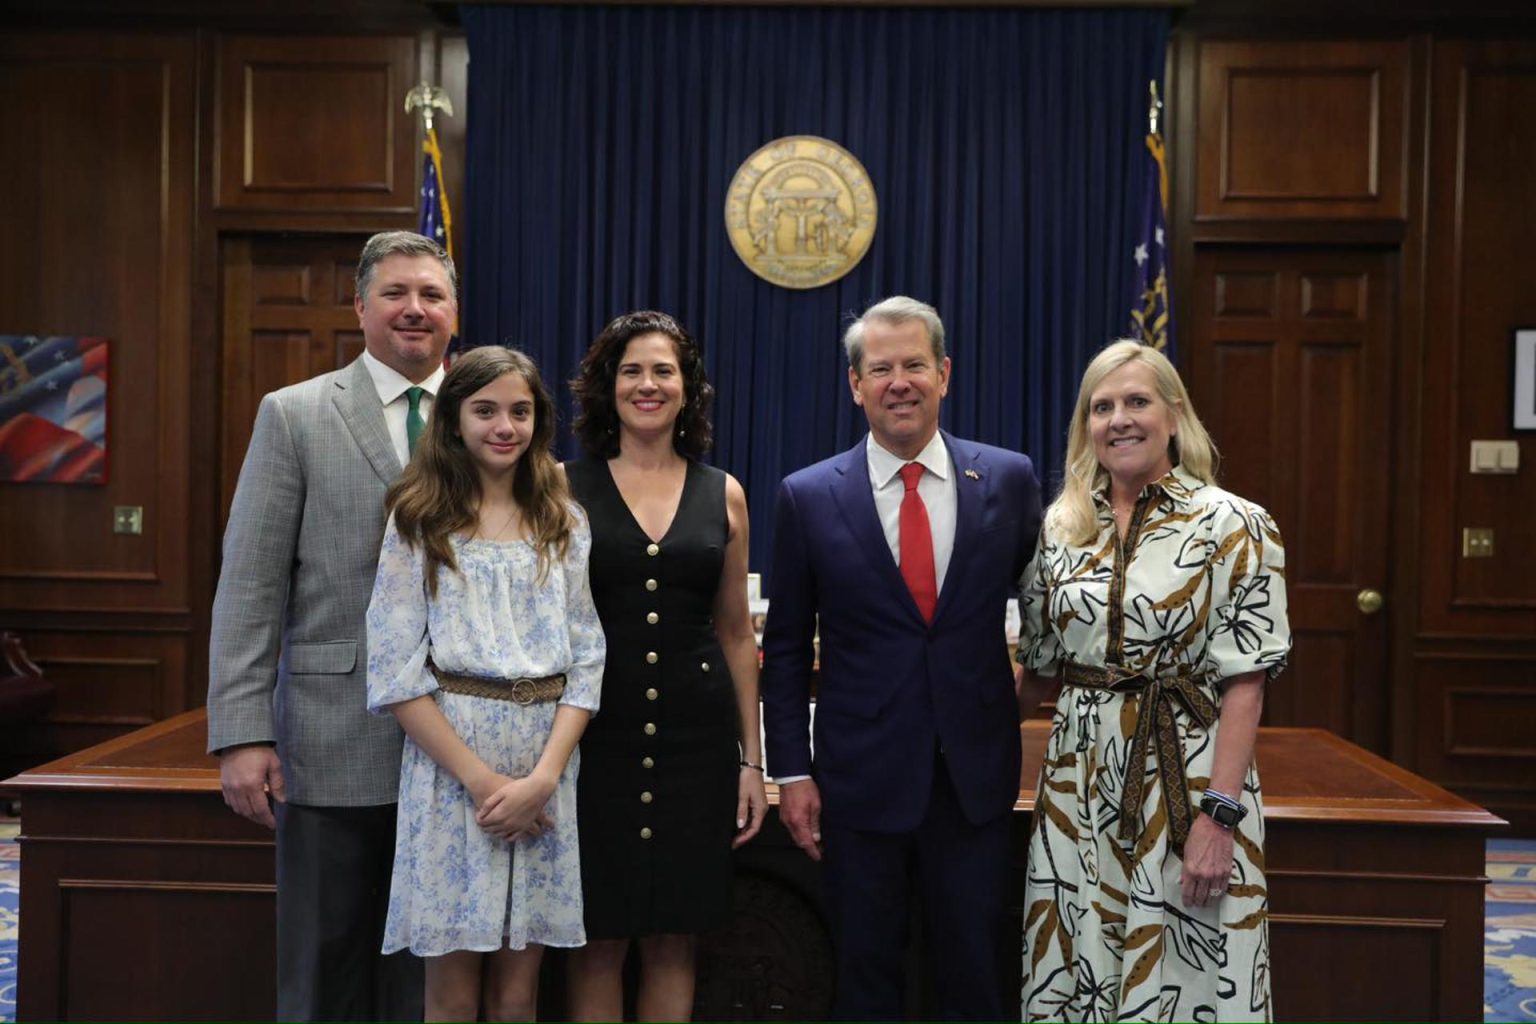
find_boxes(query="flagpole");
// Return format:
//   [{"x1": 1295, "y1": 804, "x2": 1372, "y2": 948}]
[
  {"x1": 1130, "y1": 78, "x2": 1174, "y2": 358},
  {"x1": 405, "y1": 81, "x2": 461, "y2": 361},
  {"x1": 405, "y1": 81, "x2": 456, "y2": 262},
  {"x1": 1147, "y1": 81, "x2": 1168, "y2": 215}
]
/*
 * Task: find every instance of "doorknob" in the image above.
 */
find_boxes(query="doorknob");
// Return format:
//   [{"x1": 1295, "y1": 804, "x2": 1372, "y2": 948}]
[{"x1": 1356, "y1": 589, "x2": 1384, "y2": 615}]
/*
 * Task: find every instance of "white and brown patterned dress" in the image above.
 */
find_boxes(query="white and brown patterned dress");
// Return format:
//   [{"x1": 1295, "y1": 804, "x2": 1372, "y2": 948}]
[{"x1": 1017, "y1": 466, "x2": 1290, "y2": 1022}]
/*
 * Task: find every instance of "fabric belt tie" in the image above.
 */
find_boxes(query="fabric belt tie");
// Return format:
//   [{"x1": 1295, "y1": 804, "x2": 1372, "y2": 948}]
[
  {"x1": 1061, "y1": 662, "x2": 1218, "y2": 853},
  {"x1": 427, "y1": 659, "x2": 566, "y2": 705}
]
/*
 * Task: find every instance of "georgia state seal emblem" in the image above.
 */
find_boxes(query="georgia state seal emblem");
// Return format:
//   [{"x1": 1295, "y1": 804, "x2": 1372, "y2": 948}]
[{"x1": 725, "y1": 135, "x2": 877, "y2": 290}]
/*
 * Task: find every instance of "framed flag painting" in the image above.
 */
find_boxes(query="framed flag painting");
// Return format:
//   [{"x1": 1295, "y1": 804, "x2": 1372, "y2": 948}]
[{"x1": 0, "y1": 335, "x2": 110, "y2": 484}]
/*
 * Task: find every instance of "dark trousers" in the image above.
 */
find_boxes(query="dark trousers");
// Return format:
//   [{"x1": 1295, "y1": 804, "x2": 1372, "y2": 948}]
[
  {"x1": 820, "y1": 756, "x2": 1012, "y2": 1021},
  {"x1": 275, "y1": 802, "x2": 423, "y2": 1021}
]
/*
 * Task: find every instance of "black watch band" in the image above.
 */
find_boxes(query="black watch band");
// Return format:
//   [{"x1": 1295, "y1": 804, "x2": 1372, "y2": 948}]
[{"x1": 1199, "y1": 794, "x2": 1247, "y2": 829}]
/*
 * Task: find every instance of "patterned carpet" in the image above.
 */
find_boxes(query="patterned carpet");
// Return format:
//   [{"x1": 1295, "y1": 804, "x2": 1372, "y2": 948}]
[
  {"x1": 0, "y1": 823, "x2": 1529, "y2": 1022},
  {"x1": 0, "y1": 819, "x2": 16, "y2": 1024},
  {"x1": 1488, "y1": 838, "x2": 1536, "y2": 1022}
]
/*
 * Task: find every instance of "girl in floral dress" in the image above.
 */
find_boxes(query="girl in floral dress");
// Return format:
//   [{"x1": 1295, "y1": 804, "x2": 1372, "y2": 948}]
[{"x1": 366, "y1": 346, "x2": 605, "y2": 1021}]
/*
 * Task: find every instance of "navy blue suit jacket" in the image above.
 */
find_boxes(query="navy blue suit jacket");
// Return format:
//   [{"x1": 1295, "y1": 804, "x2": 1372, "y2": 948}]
[{"x1": 761, "y1": 431, "x2": 1042, "y2": 832}]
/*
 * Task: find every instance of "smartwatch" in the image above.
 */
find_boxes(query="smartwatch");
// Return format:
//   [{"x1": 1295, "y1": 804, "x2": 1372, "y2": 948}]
[{"x1": 1199, "y1": 793, "x2": 1248, "y2": 829}]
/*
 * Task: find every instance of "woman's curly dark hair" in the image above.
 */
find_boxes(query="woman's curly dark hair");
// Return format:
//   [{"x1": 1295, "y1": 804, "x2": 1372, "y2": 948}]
[{"x1": 571, "y1": 310, "x2": 715, "y2": 460}]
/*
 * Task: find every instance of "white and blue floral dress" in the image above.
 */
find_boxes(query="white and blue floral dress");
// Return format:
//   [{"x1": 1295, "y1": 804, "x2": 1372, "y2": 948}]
[{"x1": 365, "y1": 511, "x2": 605, "y2": 957}]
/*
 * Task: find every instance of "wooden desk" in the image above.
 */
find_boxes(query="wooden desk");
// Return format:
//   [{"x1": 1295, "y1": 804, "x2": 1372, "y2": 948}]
[{"x1": 5, "y1": 711, "x2": 1502, "y2": 1021}]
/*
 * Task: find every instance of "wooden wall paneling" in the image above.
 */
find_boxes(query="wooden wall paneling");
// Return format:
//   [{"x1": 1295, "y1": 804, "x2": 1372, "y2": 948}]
[
  {"x1": 1410, "y1": 39, "x2": 1536, "y2": 826},
  {"x1": 219, "y1": 236, "x2": 371, "y2": 526},
  {"x1": 1196, "y1": 40, "x2": 1410, "y2": 221},
  {"x1": 1189, "y1": 248, "x2": 1394, "y2": 752},
  {"x1": 1386, "y1": 36, "x2": 1432, "y2": 772},
  {"x1": 1168, "y1": 28, "x2": 1197, "y2": 341},
  {"x1": 219, "y1": 236, "x2": 256, "y2": 524},
  {"x1": 186, "y1": 29, "x2": 228, "y2": 722},
  {"x1": 0, "y1": 33, "x2": 196, "y2": 613},
  {"x1": 435, "y1": 32, "x2": 469, "y2": 265},
  {"x1": 0, "y1": 626, "x2": 188, "y2": 778},
  {"x1": 1414, "y1": 648, "x2": 1536, "y2": 832},
  {"x1": 1438, "y1": 777, "x2": 1536, "y2": 839},
  {"x1": 214, "y1": 34, "x2": 419, "y2": 214},
  {"x1": 1419, "y1": 39, "x2": 1536, "y2": 633}
]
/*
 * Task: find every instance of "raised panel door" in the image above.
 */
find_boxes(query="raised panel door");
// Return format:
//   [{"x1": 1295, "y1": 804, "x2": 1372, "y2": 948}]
[
  {"x1": 1189, "y1": 247, "x2": 1394, "y2": 752},
  {"x1": 220, "y1": 236, "x2": 370, "y2": 526}
]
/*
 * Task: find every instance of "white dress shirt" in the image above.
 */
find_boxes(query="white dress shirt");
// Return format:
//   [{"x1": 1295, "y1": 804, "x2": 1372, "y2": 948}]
[
  {"x1": 361, "y1": 350, "x2": 445, "y2": 467},
  {"x1": 866, "y1": 430, "x2": 957, "y2": 592}
]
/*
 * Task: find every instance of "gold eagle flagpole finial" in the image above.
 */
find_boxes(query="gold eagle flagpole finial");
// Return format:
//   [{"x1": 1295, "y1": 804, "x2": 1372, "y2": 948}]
[{"x1": 405, "y1": 81, "x2": 453, "y2": 133}]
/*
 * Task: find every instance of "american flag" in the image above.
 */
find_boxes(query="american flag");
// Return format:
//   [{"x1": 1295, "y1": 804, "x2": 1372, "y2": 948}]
[
  {"x1": 419, "y1": 124, "x2": 454, "y2": 261},
  {"x1": 419, "y1": 124, "x2": 463, "y2": 361},
  {"x1": 1129, "y1": 92, "x2": 1174, "y2": 359}
]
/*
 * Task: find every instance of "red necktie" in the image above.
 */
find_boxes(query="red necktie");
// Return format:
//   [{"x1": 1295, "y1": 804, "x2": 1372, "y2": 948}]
[{"x1": 898, "y1": 462, "x2": 938, "y2": 623}]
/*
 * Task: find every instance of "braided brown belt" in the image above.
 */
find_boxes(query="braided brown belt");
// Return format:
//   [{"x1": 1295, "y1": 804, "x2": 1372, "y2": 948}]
[
  {"x1": 427, "y1": 660, "x2": 566, "y2": 706},
  {"x1": 1061, "y1": 662, "x2": 1218, "y2": 854}
]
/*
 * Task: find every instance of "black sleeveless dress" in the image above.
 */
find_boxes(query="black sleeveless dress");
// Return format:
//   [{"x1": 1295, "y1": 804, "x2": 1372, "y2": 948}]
[{"x1": 568, "y1": 458, "x2": 740, "y2": 938}]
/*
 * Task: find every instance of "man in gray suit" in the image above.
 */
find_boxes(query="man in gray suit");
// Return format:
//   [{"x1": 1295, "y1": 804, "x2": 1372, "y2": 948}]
[{"x1": 208, "y1": 231, "x2": 456, "y2": 1020}]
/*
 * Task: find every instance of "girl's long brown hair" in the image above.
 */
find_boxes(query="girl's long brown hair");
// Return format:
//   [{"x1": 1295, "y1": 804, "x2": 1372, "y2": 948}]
[{"x1": 386, "y1": 346, "x2": 574, "y2": 596}]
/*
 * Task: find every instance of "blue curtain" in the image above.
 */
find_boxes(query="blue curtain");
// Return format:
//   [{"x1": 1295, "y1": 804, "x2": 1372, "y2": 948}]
[{"x1": 463, "y1": 4, "x2": 1168, "y2": 577}]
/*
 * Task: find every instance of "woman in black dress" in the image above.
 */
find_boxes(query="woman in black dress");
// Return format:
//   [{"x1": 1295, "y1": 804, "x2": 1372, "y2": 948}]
[{"x1": 565, "y1": 311, "x2": 767, "y2": 1021}]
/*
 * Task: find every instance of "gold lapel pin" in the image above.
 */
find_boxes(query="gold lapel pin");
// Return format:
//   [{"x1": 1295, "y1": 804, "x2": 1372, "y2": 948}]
[{"x1": 964, "y1": 469, "x2": 981, "y2": 480}]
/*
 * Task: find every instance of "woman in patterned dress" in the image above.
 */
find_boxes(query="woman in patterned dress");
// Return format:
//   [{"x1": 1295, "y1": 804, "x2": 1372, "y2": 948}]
[
  {"x1": 366, "y1": 347, "x2": 605, "y2": 1021},
  {"x1": 1016, "y1": 340, "x2": 1291, "y2": 1022}
]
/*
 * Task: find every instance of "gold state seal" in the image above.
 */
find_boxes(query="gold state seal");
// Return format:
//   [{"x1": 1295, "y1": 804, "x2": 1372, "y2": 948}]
[{"x1": 725, "y1": 135, "x2": 877, "y2": 290}]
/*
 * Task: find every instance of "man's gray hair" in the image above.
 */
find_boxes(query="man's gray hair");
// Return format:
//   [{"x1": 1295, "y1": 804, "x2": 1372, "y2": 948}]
[
  {"x1": 842, "y1": 296, "x2": 946, "y2": 373},
  {"x1": 355, "y1": 231, "x2": 457, "y2": 302}
]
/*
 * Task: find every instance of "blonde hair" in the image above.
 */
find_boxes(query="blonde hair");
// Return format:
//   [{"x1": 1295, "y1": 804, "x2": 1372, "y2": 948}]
[
  {"x1": 386, "y1": 347, "x2": 574, "y2": 596},
  {"x1": 1048, "y1": 340, "x2": 1218, "y2": 546}
]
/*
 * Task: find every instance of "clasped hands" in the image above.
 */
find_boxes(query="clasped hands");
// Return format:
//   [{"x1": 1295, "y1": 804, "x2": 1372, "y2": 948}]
[{"x1": 470, "y1": 769, "x2": 557, "y2": 844}]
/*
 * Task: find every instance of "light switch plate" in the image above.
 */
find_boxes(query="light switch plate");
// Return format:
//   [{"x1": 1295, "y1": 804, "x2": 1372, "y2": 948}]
[{"x1": 1470, "y1": 440, "x2": 1519, "y2": 474}]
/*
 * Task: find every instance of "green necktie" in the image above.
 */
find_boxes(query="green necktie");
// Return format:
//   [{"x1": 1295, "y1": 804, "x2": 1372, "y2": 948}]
[{"x1": 405, "y1": 387, "x2": 426, "y2": 458}]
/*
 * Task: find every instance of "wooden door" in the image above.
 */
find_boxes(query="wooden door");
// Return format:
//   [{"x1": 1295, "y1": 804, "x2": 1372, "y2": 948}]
[
  {"x1": 1188, "y1": 247, "x2": 1394, "y2": 752},
  {"x1": 220, "y1": 236, "x2": 370, "y2": 525}
]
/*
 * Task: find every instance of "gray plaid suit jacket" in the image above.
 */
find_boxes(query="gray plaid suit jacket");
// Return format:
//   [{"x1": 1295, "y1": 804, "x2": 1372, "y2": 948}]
[{"x1": 207, "y1": 357, "x2": 408, "y2": 806}]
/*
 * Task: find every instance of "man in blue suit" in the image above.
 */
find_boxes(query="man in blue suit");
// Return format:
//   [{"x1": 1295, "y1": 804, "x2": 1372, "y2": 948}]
[{"x1": 761, "y1": 296, "x2": 1041, "y2": 1020}]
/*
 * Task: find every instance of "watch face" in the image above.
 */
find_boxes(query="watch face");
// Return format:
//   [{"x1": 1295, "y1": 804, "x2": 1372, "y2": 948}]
[{"x1": 1201, "y1": 797, "x2": 1244, "y2": 827}]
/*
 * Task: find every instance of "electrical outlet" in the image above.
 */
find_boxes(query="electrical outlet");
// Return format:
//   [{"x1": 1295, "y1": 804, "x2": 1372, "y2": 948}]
[
  {"x1": 1461, "y1": 527, "x2": 1494, "y2": 558},
  {"x1": 113, "y1": 506, "x2": 143, "y2": 535}
]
